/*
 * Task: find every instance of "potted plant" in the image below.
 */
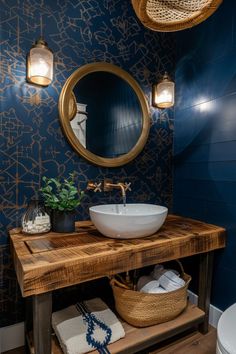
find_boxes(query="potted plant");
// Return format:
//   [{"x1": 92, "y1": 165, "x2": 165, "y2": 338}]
[{"x1": 40, "y1": 173, "x2": 84, "y2": 233}]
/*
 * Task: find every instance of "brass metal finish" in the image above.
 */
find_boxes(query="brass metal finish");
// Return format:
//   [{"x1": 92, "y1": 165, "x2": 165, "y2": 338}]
[
  {"x1": 68, "y1": 92, "x2": 77, "y2": 121},
  {"x1": 86, "y1": 181, "x2": 102, "y2": 193},
  {"x1": 103, "y1": 179, "x2": 131, "y2": 197},
  {"x1": 58, "y1": 62, "x2": 150, "y2": 167},
  {"x1": 31, "y1": 38, "x2": 53, "y2": 52}
]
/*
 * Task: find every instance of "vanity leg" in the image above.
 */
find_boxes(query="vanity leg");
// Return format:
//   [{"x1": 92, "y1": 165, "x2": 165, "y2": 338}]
[
  {"x1": 33, "y1": 292, "x2": 52, "y2": 354},
  {"x1": 198, "y1": 252, "x2": 214, "y2": 334},
  {"x1": 25, "y1": 297, "x2": 32, "y2": 354}
]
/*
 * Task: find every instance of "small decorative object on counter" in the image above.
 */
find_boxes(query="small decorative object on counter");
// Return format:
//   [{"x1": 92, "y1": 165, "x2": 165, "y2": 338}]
[
  {"x1": 40, "y1": 173, "x2": 84, "y2": 233},
  {"x1": 22, "y1": 199, "x2": 51, "y2": 234}
]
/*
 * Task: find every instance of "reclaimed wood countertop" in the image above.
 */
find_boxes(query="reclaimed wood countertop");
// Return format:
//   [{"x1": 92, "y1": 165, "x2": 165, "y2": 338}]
[{"x1": 9, "y1": 214, "x2": 226, "y2": 297}]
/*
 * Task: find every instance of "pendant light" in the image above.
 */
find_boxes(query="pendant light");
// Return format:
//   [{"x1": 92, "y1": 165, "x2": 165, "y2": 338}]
[
  {"x1": 26, "y1": 17, "x2": 53, "y2": 86},
  {"x1": 152, "y1": 72, "x2": 175, "y2": 109}
]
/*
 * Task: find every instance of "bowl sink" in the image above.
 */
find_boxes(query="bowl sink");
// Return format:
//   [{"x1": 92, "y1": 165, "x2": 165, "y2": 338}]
[{"x1": 89, "y1": 203, "x2": 168, "y2": 239}]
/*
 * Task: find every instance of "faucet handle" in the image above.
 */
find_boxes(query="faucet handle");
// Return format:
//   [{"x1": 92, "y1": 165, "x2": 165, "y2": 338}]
[
  {"x1": 94, "y1": 182, "x2": 102, "y2": 193},
  {"x1": 124, "y1": 182, "x2": 131, "y2": 192},
  {"x1": 87, "y1": 181, "x2": 102, "y2": 193}
]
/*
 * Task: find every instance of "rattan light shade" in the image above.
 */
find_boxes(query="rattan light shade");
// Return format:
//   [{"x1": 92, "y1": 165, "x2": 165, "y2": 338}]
[{"x1": 131, "y1": 0, "x2": 223, "y2": 32}]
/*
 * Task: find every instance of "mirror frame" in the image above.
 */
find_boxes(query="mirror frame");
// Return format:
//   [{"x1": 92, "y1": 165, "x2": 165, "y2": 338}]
[{"x1": 58, "y1": 62, "x2": 150, "y2": 167}]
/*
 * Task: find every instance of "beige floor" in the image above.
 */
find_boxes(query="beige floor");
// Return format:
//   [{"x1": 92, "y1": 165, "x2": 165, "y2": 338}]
[{"x1": 4, "y1": 327, "x2": 217, "y2": 354}]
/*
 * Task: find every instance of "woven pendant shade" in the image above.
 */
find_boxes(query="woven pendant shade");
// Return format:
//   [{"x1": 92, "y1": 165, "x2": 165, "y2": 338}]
[{"x1": 131, "y1": 0, "x2": 223, "y2": 32}]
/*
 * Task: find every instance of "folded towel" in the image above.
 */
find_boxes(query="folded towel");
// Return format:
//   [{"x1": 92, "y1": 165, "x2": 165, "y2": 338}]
[
  {"x1": 159, "y1": 270, "x2": 185, "y2": 292},
  {"x1": 137, "y1": 275, "x2": 154, "y2": 291},
  {"x1": 52, "y1": 298, "x2": 125, "y2": 354}
]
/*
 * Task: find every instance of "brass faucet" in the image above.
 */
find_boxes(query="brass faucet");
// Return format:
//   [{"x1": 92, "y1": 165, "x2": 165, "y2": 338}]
[
  {"x1": 86, "y1": 181, "x2": 102, "y2": 193},
  {"x1": 103, "y1": 179, "x2": 131, "y2": 197}
]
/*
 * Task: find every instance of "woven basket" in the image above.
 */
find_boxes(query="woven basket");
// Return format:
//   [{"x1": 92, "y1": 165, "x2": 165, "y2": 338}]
[
  {"x1": 131, "y1": 0, "x2": 223, "y2": 32},
  {"x1": 110, "y1": 261, "x2": 191, "y2": 327}
]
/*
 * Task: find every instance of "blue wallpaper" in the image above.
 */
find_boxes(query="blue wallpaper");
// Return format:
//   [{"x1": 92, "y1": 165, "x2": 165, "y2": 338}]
[
  {"x1": 173, "y1": 0, "x2": 236, "y2": 311},
  {"x1": 0, "y1": 0, "x2": 175, "y2": 326}
]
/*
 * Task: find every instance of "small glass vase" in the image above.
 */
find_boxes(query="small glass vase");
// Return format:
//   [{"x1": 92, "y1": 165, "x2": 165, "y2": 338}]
[{"x1": 22, "y1": 199, "x2": 51, "y2": 234}]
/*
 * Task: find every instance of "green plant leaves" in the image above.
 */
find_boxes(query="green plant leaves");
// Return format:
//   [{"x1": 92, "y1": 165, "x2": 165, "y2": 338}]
[{"x1": 40, "y1": 174, "x2": 84, "y2": 211}]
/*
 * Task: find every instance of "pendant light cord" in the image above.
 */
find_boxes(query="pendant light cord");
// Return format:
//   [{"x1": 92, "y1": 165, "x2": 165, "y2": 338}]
[{"x1": 40, "y1": 15, "x2": 43, "y2": 39}]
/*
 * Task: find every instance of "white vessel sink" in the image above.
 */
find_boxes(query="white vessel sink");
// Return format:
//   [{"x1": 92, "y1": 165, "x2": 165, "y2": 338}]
[{"x1": 89, "y1": 203, "x2": 168, "y2": 239}]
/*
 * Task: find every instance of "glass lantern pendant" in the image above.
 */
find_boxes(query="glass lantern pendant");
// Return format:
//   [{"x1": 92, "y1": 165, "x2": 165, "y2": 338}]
[
  {"x1": 27, "y1": 37, "x2": 53, "y2": 86},
  {"x1": 152, "y1": 72, "x2": 175, "y2": 109}
]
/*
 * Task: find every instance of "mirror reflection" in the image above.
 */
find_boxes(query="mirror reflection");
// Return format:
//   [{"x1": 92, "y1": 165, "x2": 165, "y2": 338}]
[{"x1": 70, "y1": 71, "x2": 143, "y2": 158}]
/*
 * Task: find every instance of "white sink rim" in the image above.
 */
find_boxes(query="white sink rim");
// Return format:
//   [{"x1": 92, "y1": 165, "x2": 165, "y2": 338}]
[
  {"x1": 89, "y1": 203, "x2": 168, "y2": 216},
  {"x1": 89, "y1": 203, "x2": 168, "y2": 239}
]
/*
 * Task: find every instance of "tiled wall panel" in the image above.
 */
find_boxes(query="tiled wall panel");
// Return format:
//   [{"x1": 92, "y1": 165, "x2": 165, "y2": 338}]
[{"x1": 173, "y1": 0, "x2": 236, "y2": 310}]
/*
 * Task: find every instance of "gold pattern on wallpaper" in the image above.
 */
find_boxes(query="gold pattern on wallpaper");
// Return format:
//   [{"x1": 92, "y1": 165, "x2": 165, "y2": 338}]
[{"x1": 0, "y1": 0, "x2": 174, "y2": 326}]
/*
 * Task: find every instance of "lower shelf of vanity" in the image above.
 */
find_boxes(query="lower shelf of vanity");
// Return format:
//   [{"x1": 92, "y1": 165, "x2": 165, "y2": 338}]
[{"x1": 27, "y1": 303, "x2": 204, "y2": 354}]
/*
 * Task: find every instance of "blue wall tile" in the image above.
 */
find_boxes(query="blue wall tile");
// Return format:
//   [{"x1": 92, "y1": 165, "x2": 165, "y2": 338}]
[
  {"x1": 211, "y1": 265, "x2": 236, "y2": 310},
  {"x1": 175, "y1": 0, "x2": 236, "y2": 110},
  {"x1": 174, "y1": 0, "x2": 236, "y2": 311}
]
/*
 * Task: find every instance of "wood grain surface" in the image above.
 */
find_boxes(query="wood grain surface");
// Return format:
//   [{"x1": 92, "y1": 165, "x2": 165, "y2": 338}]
[
  {"x1": 9, "y1": 215, "x2": 226, "y2": 297},
  {"x1": 149, "y1": 326, "x2": 217, "y2": 354},
  {"x1": 3, "y1": 326, "x2": 217, "y2": 354},
  {"x1": 27, "y1": 303, "x2": 204, "y2": 354}
]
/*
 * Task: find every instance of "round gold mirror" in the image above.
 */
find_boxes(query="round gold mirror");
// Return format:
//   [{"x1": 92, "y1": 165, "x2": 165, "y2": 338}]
[
  {"x1": 68, "y1": 92, "x2": 77, "y2": 121},
  {"x1": 58, "y1": 62, "x2": 150, "y2": 167}
]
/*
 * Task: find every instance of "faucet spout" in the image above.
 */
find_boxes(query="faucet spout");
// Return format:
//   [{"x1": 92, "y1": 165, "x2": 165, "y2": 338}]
[
  {"x1": 103, "y1": 179, "x2": 131, "y2": 203},
  {"x1": 118, "y1": 183, "x2": 126, "y2": 198}
]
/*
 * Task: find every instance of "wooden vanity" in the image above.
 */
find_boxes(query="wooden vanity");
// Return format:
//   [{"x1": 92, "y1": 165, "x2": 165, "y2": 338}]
[{"x1": 9, "y1": 214, "x2": 226, "y2": 354}]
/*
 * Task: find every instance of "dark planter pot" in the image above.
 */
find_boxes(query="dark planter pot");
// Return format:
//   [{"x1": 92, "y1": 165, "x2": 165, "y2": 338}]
[{"x1": 51, "y1": 210, "x2": 75, "y2": 233}]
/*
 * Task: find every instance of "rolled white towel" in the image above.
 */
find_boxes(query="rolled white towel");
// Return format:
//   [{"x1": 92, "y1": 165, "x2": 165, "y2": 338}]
[
  {"x1": 137, "y1": 275, "x2": 154, "y2": 291},
  {"x1": 164, "y1": 270, "x2": 185, "y2": 285},
  {"x1": 52, "y1": 298, "x2": 125, "y2": 354},
  {"x1": 140, "y1": 280, "x2": 163, "y2": 293},
  {"x1": 159, "y1": 270, "x2": 185, "y2": 292},
  {"x1": 148, "y1": 286, "x2": 167, "y2": 294}
]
